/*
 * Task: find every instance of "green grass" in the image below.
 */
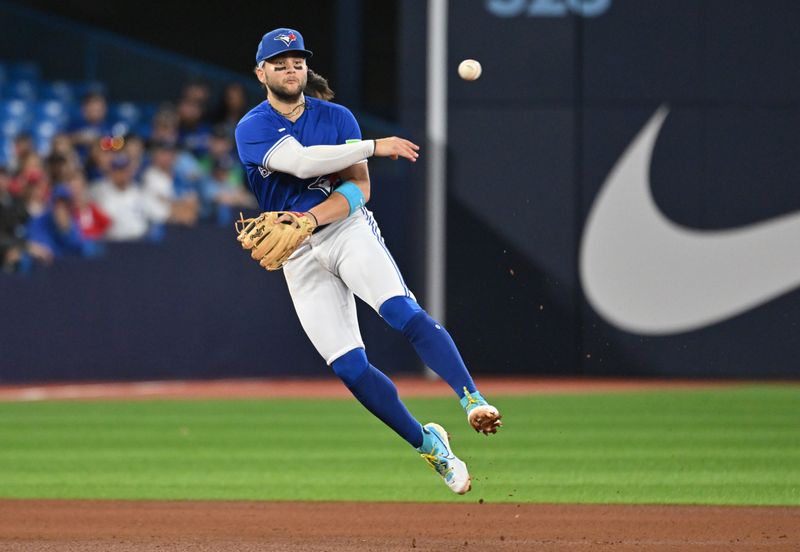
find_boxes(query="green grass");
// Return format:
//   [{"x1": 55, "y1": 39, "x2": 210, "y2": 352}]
[{"x1": 0, "y1": 386, "x2": 798, "y2": 504}]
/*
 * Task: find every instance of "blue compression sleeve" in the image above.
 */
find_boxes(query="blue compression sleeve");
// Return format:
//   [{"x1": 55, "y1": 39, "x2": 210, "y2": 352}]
[
  {"x1": 332, "y1": 348, "x2": 423, "y2": 448},
  {"x1": 380, "y1": 296, "x2": 477, "y2": 397}
]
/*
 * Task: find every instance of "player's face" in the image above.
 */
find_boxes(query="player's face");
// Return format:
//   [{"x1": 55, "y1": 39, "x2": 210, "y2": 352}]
[{"x1": 258, "y1": 54, "x2": 308, "y2": 103}]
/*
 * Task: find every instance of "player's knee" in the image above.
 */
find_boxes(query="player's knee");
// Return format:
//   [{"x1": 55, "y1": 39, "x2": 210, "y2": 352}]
[
  {"x1": 331, "y1": 348, "x2": 369, "y2": 387},
  {"x1": 379, "y1": 296, "x2": 423, "y2": 331}
]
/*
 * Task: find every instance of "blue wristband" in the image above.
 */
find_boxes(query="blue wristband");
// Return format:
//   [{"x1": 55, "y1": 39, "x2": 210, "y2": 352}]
[{"x1": 333, "y1": 181, "x2": 365, "y2": 216}]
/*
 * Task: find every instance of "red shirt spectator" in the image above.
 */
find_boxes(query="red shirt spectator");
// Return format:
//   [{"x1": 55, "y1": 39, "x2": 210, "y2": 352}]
[
  {"x1": 75, "y1": 202, "x2": 111, "y2": 239},
  {"x1": 66, "y1": 172, "x2": 111, "y2": 239}
]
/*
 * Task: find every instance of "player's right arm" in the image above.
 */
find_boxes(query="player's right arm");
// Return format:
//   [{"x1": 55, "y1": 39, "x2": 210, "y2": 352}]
[
  {"x1": 306, "y1": 162, "x2": 370, "y2": 226},
  {"x1": 266, "y1": 136, "x2": 418, "y2": 178}
]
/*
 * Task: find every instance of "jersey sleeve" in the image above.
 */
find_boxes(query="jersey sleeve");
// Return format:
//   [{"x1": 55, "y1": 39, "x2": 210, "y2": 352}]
[
  {"x1": 235, "y1": 116, "x2": 291, "y2": 170},
  {"x1": 337, "y1": 107, "x2": 363, "y2": 145}
]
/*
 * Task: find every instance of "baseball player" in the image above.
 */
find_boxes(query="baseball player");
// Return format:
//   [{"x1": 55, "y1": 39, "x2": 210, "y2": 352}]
[{"x1": 235, "y1": 28, "x2": 501, "y2": 494}]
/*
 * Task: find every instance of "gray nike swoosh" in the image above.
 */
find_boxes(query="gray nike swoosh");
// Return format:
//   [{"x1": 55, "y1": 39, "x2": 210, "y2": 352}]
[{"x1": 579, "y1": 105, "x2": 800, "y2": 335}]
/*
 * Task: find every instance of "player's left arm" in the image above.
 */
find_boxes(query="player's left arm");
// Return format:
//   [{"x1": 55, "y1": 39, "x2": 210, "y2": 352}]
[{"x1": 306, "y1": 162, "x2": 369, "y2": 226}]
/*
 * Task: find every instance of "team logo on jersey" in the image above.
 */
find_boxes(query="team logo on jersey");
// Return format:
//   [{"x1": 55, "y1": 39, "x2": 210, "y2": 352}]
[
  {"x1": 308, "y1": 175, "x2": 337, "y2": 196},
  {"x1": 258, "y1": 166, "x2": 269, "y2": 178},
  {"x1": 274, "y1": 33, "x2": 297, "y2": 47}
]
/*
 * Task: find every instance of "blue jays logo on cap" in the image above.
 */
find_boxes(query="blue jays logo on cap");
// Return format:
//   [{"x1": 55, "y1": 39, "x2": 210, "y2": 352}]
[
  {"x1": 256, "y1": 28, "x2": 314, "y2": 64},
  {"x1": 274, "y1": 32, "x2": 297, "y2": 47}
]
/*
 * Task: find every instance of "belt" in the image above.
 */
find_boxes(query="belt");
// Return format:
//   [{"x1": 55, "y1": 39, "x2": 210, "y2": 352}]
[{"x1": 312, "y1": 223, "x2": 329, "y2": 234}]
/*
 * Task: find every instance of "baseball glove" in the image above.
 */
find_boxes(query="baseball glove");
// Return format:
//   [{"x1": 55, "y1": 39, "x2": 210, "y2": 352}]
[{"x1": 235, "y1": 211, "x2": 316, "y2": 271}]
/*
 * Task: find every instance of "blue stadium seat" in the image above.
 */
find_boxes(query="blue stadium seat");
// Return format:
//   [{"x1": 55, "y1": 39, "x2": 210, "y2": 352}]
[
  {"x1": 1, "y1": 117, "x2": 27, "y2": 139},
  {"x1": 39, "y1": 81, "x2": 75, "y2": 104},
  {"x1": 4, "y1": 79, "x2": 38, "y2": 102},
  {"x1": 33, "y1": 119, "x2": 60, "y2": 155},
  {"x1": 0, "y1": 99, "x2": 32, "y2": 122},
  {"x1": 110, "y1": 102, "x2": 141, "y2": 125},
  {"x1": 109, "y1": 121, "x2": 132, "y2": 137},
  {"x1": 34, "y1": 100, "x2": 69, "y2": 126}
]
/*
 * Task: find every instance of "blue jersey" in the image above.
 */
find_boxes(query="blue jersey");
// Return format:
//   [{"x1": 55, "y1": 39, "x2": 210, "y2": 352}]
[{"x1": 235, "y1": 96, "x2": 362, "y2": 212}]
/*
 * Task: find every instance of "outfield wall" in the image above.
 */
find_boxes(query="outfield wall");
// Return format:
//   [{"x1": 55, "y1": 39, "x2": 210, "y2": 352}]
[{"x1": 400, "y1": 0, "x2": 800, "y2": 377}]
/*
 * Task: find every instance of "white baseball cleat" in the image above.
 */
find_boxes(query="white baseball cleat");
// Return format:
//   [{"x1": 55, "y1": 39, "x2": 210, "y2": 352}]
[
  {"x1": 461, "y1": 388, "x2": 503, "y2": 435},
  {"x1": 416, "y1": 423, "x2": 471, "y2": 494}
]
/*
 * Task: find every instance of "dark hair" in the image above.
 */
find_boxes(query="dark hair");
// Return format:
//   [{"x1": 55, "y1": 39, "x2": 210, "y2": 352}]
[
  {"x1": 182, "y1": 77, "x2": 210, "y2": 91},
  {"x1": 81, "y1": 91, "x2": 106, "y2": 104},
  {"x1": 46, "y1": 153, "x2": 68, "y2": 166},
  {"x1": 305, "y1": 70, "x2": 335, "y2": 101}
]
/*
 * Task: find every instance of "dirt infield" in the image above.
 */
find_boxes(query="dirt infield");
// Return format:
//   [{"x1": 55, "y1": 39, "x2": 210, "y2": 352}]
[
  {"x1": 0, "y1": 376, "x2": 748, "y2": 401},
  {"x1": 0, "y1": 499, "x2": 797, "y2": 551}
]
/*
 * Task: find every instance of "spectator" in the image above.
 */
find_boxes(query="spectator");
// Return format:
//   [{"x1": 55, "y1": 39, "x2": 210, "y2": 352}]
[
  {"x1": 9, "y1": 151, "x2": 48, "y2": 197},
  {"x1": 206, "y1": 123, "x2": 234, "y2": 156},
  {"x1": 85, "y1": 139, "x2": 113, "y2": 182},
  {"x1": 122, "y1": 133, "x2": 147, "y2": 180},
  {"x1": 27, "y1": 185, "x2": 92, "y2": 258},
  {"x1": 196, "y1": 125, "x2": 253, "y2": 223},
  {"x1": 202, "y1": 155, "x2": 256, "y2": 225},
  {"x1": 50, "y1": 133, "x2": 82, "y2": 172},
  {"x1": 150, "y1": 107, "x2": 180, "y2": 144},
  {"x1": 141, "y1": 139, "x2": 199, "y2": 226},
  {"x1": 0, "y1": 166, "x2": 52, "y2": 271},
  {"x1": 148, "y1": 104, "x2": 204, "y2": 198},
  {"x1": 67, "y1": 171, "x2": 110, "y2": 240},
  {"x1": 45, "y1": 152, "x2": 78, "y2": 186},
  {"x1": 51, "y1": 132, "x2": 77, "y2": 157},
  {"x1": 198, "y1": 124, "x2": 240, "y2": 176},
  {"x1": 176, "y1": 97, "x2": 211, "y2": 156},
  {"x1": 10, "y1": 153, "x2": 51, "y2": 217},
  {"x1": 9, "y1": 133, "x2": 35, "y2": 173},
  {"x1": 69, "y1": 91, "x2": 111, "y2": 161},
  {"x1": 173, "y1": 149, "x2": 204, "y2": 202},
  {"x1": 211, "y1": 82, "x2": 248, "y2": 137},
  {"x1": 181, "y1": 79, "x2": 212, "y2": 117},
  {"x1": 0, "y1": 166, "x2": 27, "y2": 271},
  {"x1": 91, "y1": 153, "x2": 167, "y2": 241}
]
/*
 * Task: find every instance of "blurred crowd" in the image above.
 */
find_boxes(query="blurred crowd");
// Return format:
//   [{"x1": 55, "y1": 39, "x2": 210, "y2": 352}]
[{"x1": 0, "y1": 80, "x2": 257, "y2": 274}]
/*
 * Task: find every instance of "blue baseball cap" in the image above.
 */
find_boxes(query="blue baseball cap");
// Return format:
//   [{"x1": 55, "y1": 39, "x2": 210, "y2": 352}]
[
  {"x1": 256, "y1": 28, "x2": 313, "y2": 64},
  {"x1": 110, "y1": 153, "x2": 131, "y2": 170},
  {"x1": 51, "y1": 184, "x2": 73, "y2": 202}
]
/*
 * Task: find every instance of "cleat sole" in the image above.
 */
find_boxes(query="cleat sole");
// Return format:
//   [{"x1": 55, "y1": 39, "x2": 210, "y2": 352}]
[{"x1": 468, "y1": 406, "x2": 503, "y2": 435}]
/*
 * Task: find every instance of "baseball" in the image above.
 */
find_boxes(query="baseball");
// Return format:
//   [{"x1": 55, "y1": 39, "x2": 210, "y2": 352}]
[{"x1": 458, "y1": 59, "x2": 482, "y2": 81}]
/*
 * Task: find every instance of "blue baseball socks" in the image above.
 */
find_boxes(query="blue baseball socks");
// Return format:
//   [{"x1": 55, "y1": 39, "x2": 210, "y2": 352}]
[
  {"x1": 331, "y1": 347, "x2": 423, "y2": 448},
  {"x1": 330, "y1": 293, "x2": 492, "y2": 449},
  {"x1": 379, "y1": 296, "x2": 477, "y2": 398}
]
